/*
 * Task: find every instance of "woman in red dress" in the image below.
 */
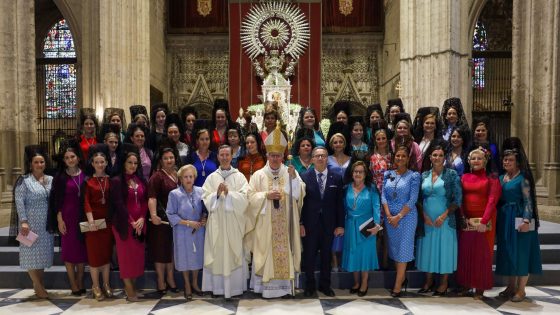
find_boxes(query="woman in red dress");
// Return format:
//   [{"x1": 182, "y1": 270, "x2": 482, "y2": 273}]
[
  {"x1": 238, "y1": 132, "x2": 266, "y2": 181},
  {"x1": 84, "y1": 145, "x2": 114, "y2": 301},
  {"x1": 456, "y1": 147, "x2": 502, "y2": 299},
  {"x1": 77, "y1": 109, "x2": 98, "y2": 162},
  {"x1": 110, "y1": 144, "x2": 148, "y2": 302}
]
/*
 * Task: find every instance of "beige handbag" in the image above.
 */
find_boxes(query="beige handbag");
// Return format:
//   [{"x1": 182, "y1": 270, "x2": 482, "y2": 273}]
[{"x1": 79, "y1": 218, "x2": 107, "y2": 233}]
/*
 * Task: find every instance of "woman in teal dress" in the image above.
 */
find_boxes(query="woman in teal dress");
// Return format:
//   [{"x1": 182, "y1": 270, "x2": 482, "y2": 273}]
[
  {"x1": 416, "y1": 142, "x2": 461, "y2": 296},
  {"x1": 495, "y1": 137, "x2": 542, "y2": 302},
  {"x1": 288, "y1": 136, "x2": 315, "y2": 174},
  {"x1": 342, "y1": 161, "x2": 382, "y2": 297}
]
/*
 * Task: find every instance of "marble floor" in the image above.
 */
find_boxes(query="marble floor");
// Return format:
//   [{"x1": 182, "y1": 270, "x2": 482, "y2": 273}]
[{"x1": 0, "y1": 286, "x2": 559, "y2": 315}]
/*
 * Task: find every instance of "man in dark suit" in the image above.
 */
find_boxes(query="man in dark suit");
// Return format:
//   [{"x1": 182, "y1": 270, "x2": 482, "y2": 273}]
[{"x1": 300, "y1": 146, "x2": 345, "y2": 297}]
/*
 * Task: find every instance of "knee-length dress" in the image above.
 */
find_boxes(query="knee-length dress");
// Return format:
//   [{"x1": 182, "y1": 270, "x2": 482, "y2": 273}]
[
  {"x1": 112, "y1": 176, "x2": 148, "y2": 279},
  {"x1": 342, "y1": 185, "x2": 380, "y2": 272},
  {"x1": 59, "y1": 173, "x2": 88, "y2": 264},
  {"x1": 381, "y1": 170, "x2": 420, "y2": 263},
  {"x1": 15, "y1": 175, "x2": 54, "y2": 270},
  {"x1": 456, "y1": 169, "x2": 501, "y2": 290},
  {"x1": 416, "y1": 170, "x2": 460, "y2": 274},
  {"x1": 84, "y1": 176, "x2": 113, "y2": 267},
  {"x1": 166, "y1": 186, "x2": 205, "y2": 271},
  {"x1": 147, "y1": 170, "x2": 177, "y2": 263},
  {"x1": 495, "y1": 174, "x2": 542, "y2": 276}
]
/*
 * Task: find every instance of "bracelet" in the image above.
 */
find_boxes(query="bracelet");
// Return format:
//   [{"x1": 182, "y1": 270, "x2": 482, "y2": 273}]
[{"x1": 397, "y1": 213, "x2": 403, "y2": 219}]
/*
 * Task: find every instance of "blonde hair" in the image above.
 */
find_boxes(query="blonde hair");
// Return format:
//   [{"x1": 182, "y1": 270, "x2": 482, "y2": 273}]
[
  {"x1": 178, "y1": 164, "x2": 197, "y2": 178},
  {"x1": 328, "y1": 133, "x2": 346, "y2": 148}
]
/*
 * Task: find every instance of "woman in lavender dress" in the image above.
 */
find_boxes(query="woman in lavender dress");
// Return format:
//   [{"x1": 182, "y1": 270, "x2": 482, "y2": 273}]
[
  {"x1": 49, "y1": 143, "x2": 88, "y2": 295},
  {"x1": 167, "y1": 164, "x2": 207, "y2": 299}
]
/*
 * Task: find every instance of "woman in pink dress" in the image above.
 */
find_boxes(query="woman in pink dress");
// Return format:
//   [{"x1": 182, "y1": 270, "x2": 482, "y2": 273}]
[{"x1": 110, "y1": 144, "x2": 148, "y2": 302}]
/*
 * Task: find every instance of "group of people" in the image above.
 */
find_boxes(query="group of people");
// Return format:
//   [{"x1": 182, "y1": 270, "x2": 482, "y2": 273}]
[{"x1": 12, "y1": 97, "x2": 541, "y2": 303}]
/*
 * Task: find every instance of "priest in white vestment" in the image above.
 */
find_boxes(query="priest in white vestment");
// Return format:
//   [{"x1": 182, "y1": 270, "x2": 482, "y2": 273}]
[
  {"x1": 202, "y1": 144, "x2": 250, "y2": 298},
  {"x1": 246, "y1": 123, "x2": 306, "y2": 298}
]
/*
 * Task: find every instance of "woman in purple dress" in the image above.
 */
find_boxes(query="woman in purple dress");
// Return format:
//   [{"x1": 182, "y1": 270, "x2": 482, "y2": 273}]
[{"x1": 49, "y1": 143, "x2": 88, "y2": 295}]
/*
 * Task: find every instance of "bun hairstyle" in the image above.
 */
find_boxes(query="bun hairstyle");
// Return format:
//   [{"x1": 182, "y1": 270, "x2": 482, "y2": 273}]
[
  {"x1": 56, "y1": 138, "x2": 83, "y2": 170},
  {"x1": 85, "y1": 143, "x2": 109, "y2": 176}
]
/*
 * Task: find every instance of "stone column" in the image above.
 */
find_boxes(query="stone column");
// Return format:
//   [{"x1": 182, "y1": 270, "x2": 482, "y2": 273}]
[
  {"x1": 399, "y1": 0, "x2": 475, "y2": 117},
  {"x1": 81, "y1": 0, "x2": 150, "y2": 121},
  {"x1": 511, "y1": 0, "x2": 560, "y2": 206},
  {"x1": 0, "y1": 0, "x2": 37, "y2": 203}
]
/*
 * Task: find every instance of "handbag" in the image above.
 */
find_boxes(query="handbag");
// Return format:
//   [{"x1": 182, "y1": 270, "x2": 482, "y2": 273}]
[
  {"x1": 16, "y1": 230, "x2": 38, "y2": 247},
  {"x1": 463, "y1": 217, "x2": 492, "y2": 231},
  {"x1": 79, "y1": 218, "x2": 107, "y2": 233},
  {"x1": 156, "y1": 201, "x2": 169, "y2": 222}
]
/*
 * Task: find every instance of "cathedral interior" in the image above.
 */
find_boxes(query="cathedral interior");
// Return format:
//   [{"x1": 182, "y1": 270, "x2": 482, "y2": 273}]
[{"x1": 0, "y1": 0, "x2": 558, "y2": 225}]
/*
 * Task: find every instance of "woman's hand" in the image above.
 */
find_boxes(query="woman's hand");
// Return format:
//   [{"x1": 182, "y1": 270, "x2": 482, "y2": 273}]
[
  {"x1": 424, "y1": 214, "x2": 434, "y2": 227},
  {"x1": 200, "y1": 216, "x2": 207, "y2": 227},
  {"x1": 476, "y1": 223, "x2": 488, "y2": 233},
  {"x1": 20, "y1": 222, "x2": 30, "y2": 236},
  {"x1": 387, "y1": 215, "x2": 400, "y2": 228},
  {"x1": 518, "y1": 221, "x2": 530, "y2": 233},
  {"x1": 366, "y1": 224, "x2": 382, "y2": 235},
  {"x1": 88, "y1": 221, "x2": 98, "y2": 232},
  {"x1": 434, "y1": 214, "x2": 447, "y2": 227},
  {"x1": 133, "y1": 217, "x2": 144, "y2": 234},
  {"x1": 150, "y1": 213, "x2": 162, "y2": 225},
  {"x1": 58, "y1": 219, "x2": 67, "y2": 235},
  {"x1": 189, "y1": 220, "x2": 202, "y2": 229}
]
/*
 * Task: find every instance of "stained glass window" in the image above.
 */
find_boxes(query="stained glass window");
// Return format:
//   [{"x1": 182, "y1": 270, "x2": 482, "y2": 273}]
[
  {"x1": 43, "y1": 19, "x2": 77, "y2": 118},
  {"x1": 472, "y1": 21, "x2": 488, "y2": 89}
]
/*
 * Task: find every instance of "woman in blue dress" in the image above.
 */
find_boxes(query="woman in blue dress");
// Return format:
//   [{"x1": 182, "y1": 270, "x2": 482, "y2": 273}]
[
  {"x1": 296, "y1": 107, "x2": 325, "y2": 147},
  {"x1": 167, "y1": 164, "x2": 207, "y2": 300},
  {"x1": 342, "y1": 161, "x2": 382, "y2": 296},
  {"x1": 13, "y1": 145, "x2": 54, "y2": 299},
  {"x1": 348, "y1": 118, "x2": 370, "y2": 160},
  {"x1": 186, "y1": 129, "x2": 218, "y2": 186},
  {"x1": 495, "y1": 137, "x2": 542, "y2": 302},
  {"x1": 416, "y1": 142, "x2": 461, "y2": 296},
  {"x1": 445, "y1": 125, "x2": 470, "y2": 177},
  {"x1": 382, "y1": 144, "x2": 420, "y2": 297}
]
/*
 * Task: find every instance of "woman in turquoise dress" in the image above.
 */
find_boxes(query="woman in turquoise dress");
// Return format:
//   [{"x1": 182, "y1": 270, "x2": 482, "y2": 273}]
[
  {"x1": 342, "y1": 161, "x2": 382, "y2": 296},
  {"x1": 416, "y1": 142, "x2": 461, "y2": 296},
  {"x1": 288, "y1": 136, "x2": 315, "y2": 175},
  {"x1": 495, "y1": 137, "x2": 542, "y2": 302}
]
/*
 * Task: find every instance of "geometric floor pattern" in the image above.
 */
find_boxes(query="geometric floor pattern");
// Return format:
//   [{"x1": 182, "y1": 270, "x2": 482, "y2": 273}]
[{"x1": 1, "y1": 286, "x2": 560, "y2": 315}]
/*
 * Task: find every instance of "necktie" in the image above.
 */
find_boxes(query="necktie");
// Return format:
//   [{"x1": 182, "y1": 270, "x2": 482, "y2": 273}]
[{"x1": 318, "y1": 172, "x2": 324, "y2": 196}]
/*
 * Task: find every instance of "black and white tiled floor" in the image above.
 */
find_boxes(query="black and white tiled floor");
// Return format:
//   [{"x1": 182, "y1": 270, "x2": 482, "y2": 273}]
[{"x1": 1, "y1": 286, "x2": 560, "y2": 314}]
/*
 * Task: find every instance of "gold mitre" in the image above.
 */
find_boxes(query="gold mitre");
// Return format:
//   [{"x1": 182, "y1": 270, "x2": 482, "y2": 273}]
[{"x1": 264, "y1": 122, "x2": 287, "y2": 154}]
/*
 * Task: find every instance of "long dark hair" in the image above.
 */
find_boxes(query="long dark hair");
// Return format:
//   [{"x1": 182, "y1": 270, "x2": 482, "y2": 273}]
[
  {"x1": 243, "y1": 132, "x2": 266, "y2": 160},
  {"x1": 501, "y1": 137, "x2": 540, "y2": 228}
]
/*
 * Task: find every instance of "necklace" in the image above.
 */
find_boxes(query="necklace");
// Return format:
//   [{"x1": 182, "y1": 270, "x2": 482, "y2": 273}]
[
  {"x1": 249, "y1": 154, "x2": 258, "y2": 175},
  {"x1": 161, "y1": 168, "x2": 178, "y2": 186},
  {"x1": 68, "y1": 170, "x2": 82, "y2": 197},
  {"x1": 352, "y1": 183, "x2": 364, "y2": 209},
  {"x1": 392, "y1": 171, "x2": 405, "y2": 199},
  {"x1": 503, "y1": 170, "x2": 521, "y2": 183},
  {"x1": 429, "y1": 169, "x2": 441, "y2": 197},
  {"x1": 95, "y1": 175, "x2": 107, "y2": 204},
  {"x1": 84, "y1": 135, "x2": 95, "y2": 146},
  {"x1": 128, "y1": 179, "x2": 139, "y2": 204},
  {"x1": 197, "y1": 150, "x2": 208, "y2": 176}
]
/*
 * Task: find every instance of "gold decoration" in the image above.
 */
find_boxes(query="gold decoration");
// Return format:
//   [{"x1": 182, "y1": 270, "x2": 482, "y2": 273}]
[
  {"x1": 197, "y1": 0, "x2": 212, "y2": 17},
  {"x1": 339, "y1": 0, "x2": 353, "y2": 16}
]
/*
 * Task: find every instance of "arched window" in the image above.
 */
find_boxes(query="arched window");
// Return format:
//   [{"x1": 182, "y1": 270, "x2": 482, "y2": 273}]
[
  {"x1": 472, "y1": 21, "x2": 488, "y2": 89},
  {"x1": 41, "y1": 19, "x2": 77, "y2": 118}
]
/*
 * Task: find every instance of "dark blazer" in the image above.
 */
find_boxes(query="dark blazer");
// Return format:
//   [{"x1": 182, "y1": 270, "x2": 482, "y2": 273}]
[{"x1": 300, "y1": 168, "x2": 345, "y2": 233}]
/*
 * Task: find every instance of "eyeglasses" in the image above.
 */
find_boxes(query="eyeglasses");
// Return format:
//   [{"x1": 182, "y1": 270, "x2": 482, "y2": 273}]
[
  {"x1": 313, "y1": 154, "x2": 327, "y2": 159},
  {"x1": 353, "y1": 170, "x2": 365, "y2": 174}
]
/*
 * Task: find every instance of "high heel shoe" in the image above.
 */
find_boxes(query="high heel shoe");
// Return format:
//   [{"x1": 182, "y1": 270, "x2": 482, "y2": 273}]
[
  {"x1": 357, "y1": 287, "x2": 368, "y2": 297},
  {"x1": 349, "y1": 286, "x2": 360, "y2": 294},
  {"x1": 103, "y1": 283, "x2": 113, "y2": 298},
  {"x1": 92, "y1": 286, "x2": 105, "y2": 301},
  {"x1": 192, "y1": 288, "x2": 204, "y2": 296},
  {"x1": 433, "y1": 286, "x2": 448, "y2": 296},
  {"x1": 390, "y1": 279, "x2": 408, "y2": 298},
  {"x1": 167, "y1": 284, "x2": 180, "y2": 294},
  {"x1": 184, "y1": 291, "x2": 193, "y2": 301},
  {"x1": 417, "y1": 283, "x2": 435, "y2": 294}
]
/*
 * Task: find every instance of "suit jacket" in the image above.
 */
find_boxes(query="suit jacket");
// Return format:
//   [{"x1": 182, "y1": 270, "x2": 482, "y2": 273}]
[{"x1": 301, "y1": 168, "x2": 345, "y2": 234}]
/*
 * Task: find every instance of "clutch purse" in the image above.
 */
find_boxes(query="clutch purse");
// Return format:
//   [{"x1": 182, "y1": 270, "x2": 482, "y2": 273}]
[
  {"x1": 515, "y1": 218, "x2": 536, "y2": 231},
  {"x1": 79, "y1": 218, "x2": 107, "y2": 233},
  {"x1": 463, "y1": 217, "x2": 492, "y2": 231},
  {"x1": 360, "y1": 218, "x2": 383, "y2": 237},
  {"x1": 16, "y1": 230, "x2": 38, "y2": 247}
]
